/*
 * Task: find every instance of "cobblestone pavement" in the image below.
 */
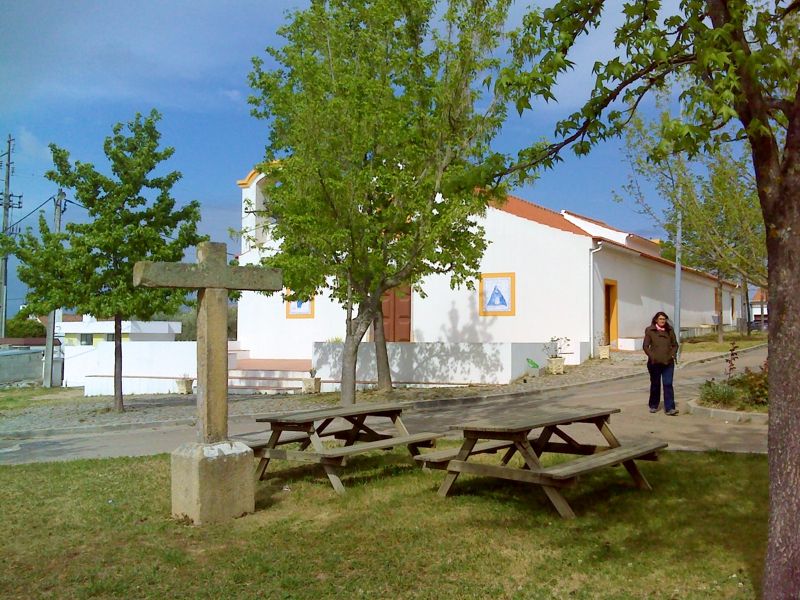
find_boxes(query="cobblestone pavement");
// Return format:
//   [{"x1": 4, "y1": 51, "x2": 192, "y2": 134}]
[{"x1": 0, "y1": 351, "x2": 730, "y2": 436}]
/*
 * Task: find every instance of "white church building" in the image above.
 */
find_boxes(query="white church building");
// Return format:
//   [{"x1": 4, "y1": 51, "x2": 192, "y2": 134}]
[{"x1": 235, "y1": 170, "x2": 743, "y2": 389}]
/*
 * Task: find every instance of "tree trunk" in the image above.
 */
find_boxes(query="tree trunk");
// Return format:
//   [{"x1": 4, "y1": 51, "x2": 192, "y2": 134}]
[
  {"x1": 716, "y1": 280, "x2": 724, "y2": 343},
  {"x1": 339, "y1": 308, "x2": 374, "y2": 406},
  {"x1": 742, "y1": 277, "x2": 752, "y2": 336},
  {"x1": 113, "y1": 314, "x2": 124, "y2": 412},
  {"x1": 763, "y1": 187, "x2": 800, "y2": 596},
  {"x1": 373, "y1": 308, "x2": 392, "y2": 392}
]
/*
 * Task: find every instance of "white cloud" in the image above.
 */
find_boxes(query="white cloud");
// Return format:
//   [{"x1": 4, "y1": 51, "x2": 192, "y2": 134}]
[
  {"x1": 0, "y1": 0, "x2": 307, "y2": 114},
  {"x1": 16, "y1": 127, "x2": 53, "y2": 163},
  {"x1": 221, "y1": 89, "x2": 244, "y2": 104}
]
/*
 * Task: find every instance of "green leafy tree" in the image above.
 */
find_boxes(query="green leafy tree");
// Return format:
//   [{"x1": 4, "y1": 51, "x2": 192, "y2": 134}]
[
  {"x1": 499, "y1": 1, "x2": 800, "y2": 593},
  {"x1": 10, "y1": 111, "x2": 205, "y2": 411},
  {"x1": 248, "y1": 0, "x2": 510, "y2": 404},
  {"x1": 5, "y1": 314, "x2": 46, "y2": 338},
  {"x1": 617, "y1": 113, "x2": 766, "y2": 341},
  {"x1": 617, "y1": 114, "x2": 766, "y2": 287}
]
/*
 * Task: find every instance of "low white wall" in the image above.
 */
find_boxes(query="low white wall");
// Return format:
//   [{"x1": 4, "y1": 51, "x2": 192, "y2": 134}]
[
  {"x1": 65, "y1": 341, "x2": 197, "y2": 396},
  {"x1": 313, "y1": 341, "x2": 561, "y2": 390}
]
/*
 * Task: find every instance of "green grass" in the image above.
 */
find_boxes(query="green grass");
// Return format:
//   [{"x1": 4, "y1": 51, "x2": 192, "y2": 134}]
[
  {"x1": 0, "y1": 385, "x2": 93, "y2": 412},
  {"x1": 0, "y1": 449, "x2": 767, "y2": 599},
  {"x1": 681, "y1": 331, "x2": 767, "y2": 353}
]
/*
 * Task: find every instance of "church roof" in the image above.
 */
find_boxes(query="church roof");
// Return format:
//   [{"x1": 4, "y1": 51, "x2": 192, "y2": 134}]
[{"x1": 494, "y1": 195, "x2": 589, "y2": 236}]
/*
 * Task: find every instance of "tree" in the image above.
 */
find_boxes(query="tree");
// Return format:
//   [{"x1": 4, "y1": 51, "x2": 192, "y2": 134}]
[
  {"x1": 617, "y1": 114, "x2": 766, "y2": 287},
  {"x1": 4, "y1": 313, "x2": 46, "y2": 338},
  {"x1": 248, "y1": 0, "x2": 510, "y2": 404},
  {"x1": 499, "y1": 1, "x2": 799, "y2": 593},
  {"x1": 617, "y1": 114, "x2": 767, "y2": 341},
  {"x1": 10, "y1": 111, "x2": 205, "y2": 411}
]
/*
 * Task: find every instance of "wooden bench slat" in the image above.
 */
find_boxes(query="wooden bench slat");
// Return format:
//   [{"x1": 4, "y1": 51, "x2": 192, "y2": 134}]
[
  {"x1": 318, "y1": 432, "x2": 443, "y2": 459},
  {"x1": 541, "y1": 441, "x2": 668, "y2": 479},
  {"x1": 446, "y1": 460, "x2": 571, "y2": 488},
  {"x1": 233, "y1": 423, "x2": 355, "y2": 451},
  {"x1": 414, "y1": 440, "x2": 513, "y2": 465},
  {"x1": 260, "y1": 448, "x2": 326, "y2": 464}
]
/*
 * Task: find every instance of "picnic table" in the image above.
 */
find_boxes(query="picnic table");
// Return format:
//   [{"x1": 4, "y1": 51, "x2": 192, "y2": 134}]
[
  {"x1": 243, "y1": 402, "x2": 442, "y2": 494},
  {"x1": 415, "y1": 405, "x2": 667, "y2": 519}
]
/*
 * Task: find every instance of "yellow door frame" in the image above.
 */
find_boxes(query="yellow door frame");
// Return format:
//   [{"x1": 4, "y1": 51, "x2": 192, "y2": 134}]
[{"x1": 603, "y1": 279, "x2": 618, "y2": 345}]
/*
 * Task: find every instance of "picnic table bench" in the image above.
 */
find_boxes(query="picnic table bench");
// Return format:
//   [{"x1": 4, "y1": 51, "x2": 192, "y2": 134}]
[
  {"x1": 250, "y1": 402, "x2": 442, "y2": 494},
  {"x1": 421, "y1": 405, "x2": 667, "y2": 518}
]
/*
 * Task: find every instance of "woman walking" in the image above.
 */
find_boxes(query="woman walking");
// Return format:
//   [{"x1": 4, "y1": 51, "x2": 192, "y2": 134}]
[{"x1": 643, "y1": 311, "x2": 680, "y2": 415}]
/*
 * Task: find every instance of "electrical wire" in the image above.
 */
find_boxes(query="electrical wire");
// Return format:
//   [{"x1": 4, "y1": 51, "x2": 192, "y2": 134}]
[{"x1": 3, "y1": 197, "x2": 52, "y2": 234}]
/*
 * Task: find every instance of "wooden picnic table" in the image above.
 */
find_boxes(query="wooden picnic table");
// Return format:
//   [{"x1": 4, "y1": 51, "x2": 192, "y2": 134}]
[
  {"x1": 419, "y1": 405, "x2": 666, "y2": 519},
  {"x1": 249, "y1": 402, "x2": 442, "y2": 494}
]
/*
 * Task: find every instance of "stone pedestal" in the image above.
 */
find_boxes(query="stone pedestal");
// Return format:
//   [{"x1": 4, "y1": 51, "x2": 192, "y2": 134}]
[
  {"x1": 171, "y1": 441, "x2": 255, "y2": 524},
  {"x1": 547, "y1": 357, "x2": 566, "y2": 375}
]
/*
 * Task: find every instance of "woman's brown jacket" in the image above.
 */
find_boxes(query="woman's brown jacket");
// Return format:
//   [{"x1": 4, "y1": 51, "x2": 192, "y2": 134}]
[{"x1": 643, "y1": 325, "x2": 679, "y2": 365}]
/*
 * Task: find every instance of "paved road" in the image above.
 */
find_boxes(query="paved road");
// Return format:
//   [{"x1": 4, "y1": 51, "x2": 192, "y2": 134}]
[{"x1": 0, "y1": 347, "x2": 767, "y2": 465}]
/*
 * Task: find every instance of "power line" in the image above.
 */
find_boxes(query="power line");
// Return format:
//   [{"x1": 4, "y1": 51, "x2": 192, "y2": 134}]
[{"x1": 4, "y1": 197, "x2": 51, "y2": 233}]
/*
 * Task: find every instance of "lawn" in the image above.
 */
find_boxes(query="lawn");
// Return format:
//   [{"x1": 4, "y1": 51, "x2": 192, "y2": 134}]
[
  {"x1": 680, "y1": 331, "x2": 767, "y2": 354},
  {"x1": 0, "y1": 385, "x2": 91, "y2": 412},
  {"x1": 0, "y1": 449, "x2": 766, "y2": 599}
]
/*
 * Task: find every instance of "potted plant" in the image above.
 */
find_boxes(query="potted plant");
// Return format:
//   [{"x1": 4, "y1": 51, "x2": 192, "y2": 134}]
[
  {"x1": 597, "y1": 331, "x2": 611, "y2": 360},
  {"x1": 543, "y1": 337, "x2": 569, "y2": 375},
  {"x1": 176, "y1": 373, "x2": 194, "y2": 394},
  {"x1": 301, "y1": 367, "x2": 321, "y2": 394}
]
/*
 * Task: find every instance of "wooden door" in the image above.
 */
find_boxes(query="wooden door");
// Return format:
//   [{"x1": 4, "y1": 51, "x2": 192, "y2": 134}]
[
  {"x1": 604, "y1": 280, "x2": 618, "y2": 345},
  {"x1": 381, "y1": 285, "x2": 411, "y2": 342}
]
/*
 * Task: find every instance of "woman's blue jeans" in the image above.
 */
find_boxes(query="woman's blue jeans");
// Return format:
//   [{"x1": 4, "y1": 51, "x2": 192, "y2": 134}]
[{"x1": 647, "y1": 361, "x2": 675, "y2": 412}]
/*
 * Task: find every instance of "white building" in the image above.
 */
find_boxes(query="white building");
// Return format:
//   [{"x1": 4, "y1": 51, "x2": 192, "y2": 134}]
[
  {"x1": 61, "y1": 316, "x2": 189, "y2": 394},
  {"x1": 236, "y1": 171, "x2": 743, "y2": 389},
  {"x1": 58, "y1": 315, "x2": 182, "y2": 346}
]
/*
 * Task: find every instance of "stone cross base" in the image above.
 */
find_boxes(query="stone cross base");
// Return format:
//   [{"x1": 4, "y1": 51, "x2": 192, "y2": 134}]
[{"x1": 171, "y1": 441, "x2": 255, "y2": 524}]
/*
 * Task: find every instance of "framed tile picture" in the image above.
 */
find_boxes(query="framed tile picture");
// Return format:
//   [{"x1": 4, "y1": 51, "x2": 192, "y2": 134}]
[
  {"x1": 286, "y1": 295, "x2": 315, "y2": 319},
  {"x1": 479, "y1": 272, "x2": 515, "y2": 317}
]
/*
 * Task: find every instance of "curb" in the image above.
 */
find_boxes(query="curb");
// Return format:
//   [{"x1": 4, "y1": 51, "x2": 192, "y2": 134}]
[
  {"x1": 0, "y1": 346, "x2": 762, "y2": 439},
  {"x1": 687, "y1": 398, "x2": 768, "y2": 425}
]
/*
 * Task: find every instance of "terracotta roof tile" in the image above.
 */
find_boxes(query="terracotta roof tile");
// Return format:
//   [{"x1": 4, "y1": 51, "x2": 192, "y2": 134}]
[{"x1": 493, "y1": 195, "x2": 589, "y2": 236}]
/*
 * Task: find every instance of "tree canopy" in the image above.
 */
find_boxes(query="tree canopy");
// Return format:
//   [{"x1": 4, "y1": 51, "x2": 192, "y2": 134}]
[
  {"x1": 616, "y1": 114, "x2": 767, "y2": 287},
  {"x1": 9, "y1": 110, "x2": 206, "y2": 410},
  {"x1": 499, "y1": 1, "x2": 799, "y2": 594},
  {"x1": 248, "y1": 0, "x2": 511, "y2": 404}
]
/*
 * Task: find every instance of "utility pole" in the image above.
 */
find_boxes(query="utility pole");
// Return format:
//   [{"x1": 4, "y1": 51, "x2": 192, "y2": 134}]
[
  {"x1": 0, "y1": 134, "x2": 22, "y2": 338},
  {"x1": 43, "y1": 190, "x2": 66, "y2": 387}
]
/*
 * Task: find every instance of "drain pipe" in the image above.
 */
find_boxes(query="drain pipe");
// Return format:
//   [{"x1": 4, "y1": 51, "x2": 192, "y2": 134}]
[{"x1": 589, "y1": 240, "x2": 604, "y2": 358}]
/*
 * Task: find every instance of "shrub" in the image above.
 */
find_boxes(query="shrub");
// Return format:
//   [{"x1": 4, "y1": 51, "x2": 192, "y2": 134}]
[
  {"x1": 729, "y1": 362, "x2": 769, "y2": 407},
  {"x1": 699, "y1": 379, "x2": 740, "y2": 406},
  {"x1": 699, "y1": 361, "x2": 769, "y2": 412},
  {"x1": 5, "y1": 314, "x2": 46, "y2": 338}
]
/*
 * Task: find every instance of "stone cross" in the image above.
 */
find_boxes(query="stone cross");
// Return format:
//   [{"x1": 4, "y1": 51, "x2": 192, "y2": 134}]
[{"x1": 134, "y1": 241, "x2": 281, "y2": 444}]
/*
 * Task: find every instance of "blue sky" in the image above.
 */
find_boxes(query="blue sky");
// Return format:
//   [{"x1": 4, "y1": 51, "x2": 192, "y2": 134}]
[{"x1": 0, "y1": 0, "x2": 667, "y2": 317}]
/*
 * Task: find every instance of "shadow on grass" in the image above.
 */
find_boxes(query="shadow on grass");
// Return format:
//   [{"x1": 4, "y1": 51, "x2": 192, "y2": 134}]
[{"x1": 254, "y1": 453, "x2": 421, "y2": 509}]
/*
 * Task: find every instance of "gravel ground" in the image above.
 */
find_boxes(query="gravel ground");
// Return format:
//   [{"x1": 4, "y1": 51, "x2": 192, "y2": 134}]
[{"x1": 0, "y1": 351, "x2": 722, "y2": 435}]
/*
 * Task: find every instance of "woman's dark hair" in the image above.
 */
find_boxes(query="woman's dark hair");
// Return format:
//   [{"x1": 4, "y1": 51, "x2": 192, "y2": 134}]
[{"x1": 651, "y1": 311, "x2": 672, "y2": 329}]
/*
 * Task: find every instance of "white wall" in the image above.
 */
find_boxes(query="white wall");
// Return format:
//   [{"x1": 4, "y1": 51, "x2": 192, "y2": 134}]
[
  {"x1": 237, "y1": 204, "x2": 593, "y2": 365},
  {"x1": 594, "y1": 245, "x2": 742, "y2": 349},
  {"x1": 412, "y1": 208, "x2": 591, "y2": 363},
  {"x1": 64, "y1": 341, "x2": 197, "y2": 395},
  {"x1": 313, "y1": 341, "x2": 548, "y2": 388},
  {"x1": 237, "y1": 288, "x2": 348, "y2": 359}
]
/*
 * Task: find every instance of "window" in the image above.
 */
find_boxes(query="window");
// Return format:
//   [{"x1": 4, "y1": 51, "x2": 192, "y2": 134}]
[
  {"x1": 79, "y1": 334, "x2": 94, "y2": 346},
  {"x1": 106, "y1": 334, "x2": 115, "y2": 342}
]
